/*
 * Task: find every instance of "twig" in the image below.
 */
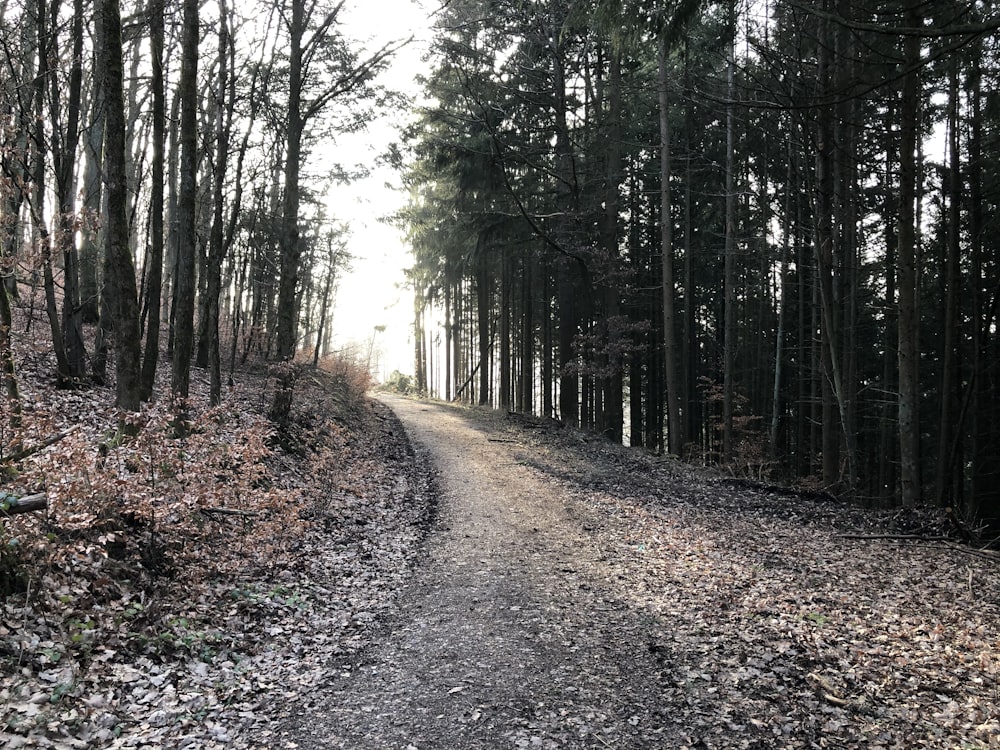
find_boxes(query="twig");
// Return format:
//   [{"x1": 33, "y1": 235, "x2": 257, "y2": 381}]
[
  {"x1": 840, "y1": 533, "x2": 951, "y2": 541},
  {"x1": 943, "y1": 541, "x2": 1000, "y2": 563},
  {"x1": 807, "y1": 672, "x2": 851, "y2": 708},
  {"x1": 199, "y1": 507, "x2": 260, "y2": 518},
  {"x1": 2, "y1": 425, "x2": 79, "y2": 464}
]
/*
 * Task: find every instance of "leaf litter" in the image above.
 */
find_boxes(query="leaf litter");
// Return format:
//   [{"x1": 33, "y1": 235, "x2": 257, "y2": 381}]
[
  {"x1": 277, "y1": 398, "x2": 1000, "y2": 750},
  {"x1": 2, "y1": 365, "x2": 433, "y2": 749},
  {"x1": 1, "y1": 372, "x2": 997, "y2": 749}
]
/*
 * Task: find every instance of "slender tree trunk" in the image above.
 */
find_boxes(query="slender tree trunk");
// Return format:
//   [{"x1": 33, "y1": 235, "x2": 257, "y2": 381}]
[
  {"x1": 171, "y1": 0, "x2": 199, "y2": 402},
  {"x1": 476, "y1": 233, "x2": 491, "y2": 406},
  {"x1": 445, "y1": 275, "x2": 452, "y2": 401},
  {"x1": 552, "y1": 45, "x2": 579, "y2": 427},
  {"x1": 683, "y1": 47, "x2": 698, "y2": 448},
  {"x1": 78, "y1": 7, "x2": 105, "y2": 325},
  {"x1": 520, "y1": 253, "x2": 534, "y2": 414},
  {"x1": 771, "y1": 136, "x2": 793, "y2": 462},
  {"x1": 0, "y1": 258, "x2": 21, "y2": 435},
  {"x1": 206, "y1": 1, "x2": 231, "y2": 405},
  {"x1": 935, "y1": 59, "x2": 961, "y2": 507},
  {"x1": 31, "y1": 0, "x2": 70, "y2": 387},
  {"x1": 599, "y1": 49, "x2": 624, "y2": 443},
  {"x1": 100, "y1": 0, "x2": 143, "y2": 410},
  {"x1": 140, "y1": 0, "x2": 165, "y2": 401},
  {"x1": 722, "y1": 14, "x2": 737, "y2": 462},
  {"x1": 897, "y1": 2, "x2": 922, "y2": 507},
  {"x1": 542, "y1": 255, "x2": 553, "y2": 417},
  {"x1": 275, "y1": 0, "x2": 305, "y2": 362},
  {"x1": 55, "y1": 0, "x2": 88, "y2": 384},
  {"x1": 879, "y1": 99, "x2": 899, "y2": 503},
  {"x1": 658, "y1": 36, "x2": 683, "y2": 455},
  {"x1": 500, "y1": 248, "x2": 511, "y2": 410},
  {"x1": 967, "y1": 43, "x2": 999, "y2": 523}
]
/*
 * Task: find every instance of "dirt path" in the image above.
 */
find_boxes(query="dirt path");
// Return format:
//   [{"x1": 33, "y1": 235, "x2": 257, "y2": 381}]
[
  {"x1": 280, "y1": 395, "x2": 682, "y2": 749},
  {"x1": 275, "y1": 395, "x2": 1000, "y2": 750}
]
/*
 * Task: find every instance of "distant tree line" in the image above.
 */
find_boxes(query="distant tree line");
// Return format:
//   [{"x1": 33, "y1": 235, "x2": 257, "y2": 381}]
[
  {"x1": 399, "y1": 0, "x2": 1000, "y2": 524},
  {"x1": 0, "y1": 0, "x2": 383, "y2": 419}
]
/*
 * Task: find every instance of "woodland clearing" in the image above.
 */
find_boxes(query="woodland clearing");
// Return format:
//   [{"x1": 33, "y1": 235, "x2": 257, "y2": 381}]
[{"x1": 1, "y1": 378, "x2": 999, "y2": 749}]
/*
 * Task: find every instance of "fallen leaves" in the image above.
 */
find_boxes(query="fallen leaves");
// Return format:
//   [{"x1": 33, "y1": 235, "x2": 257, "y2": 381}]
[{"x1": 1, "y1": 367, "x2": 433, "y2": 748}]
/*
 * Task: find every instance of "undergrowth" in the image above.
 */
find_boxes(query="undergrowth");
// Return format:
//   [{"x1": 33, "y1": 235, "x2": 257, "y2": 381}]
[{"x1": 0, "y1": 351, "x2": 371, "y2": 612}]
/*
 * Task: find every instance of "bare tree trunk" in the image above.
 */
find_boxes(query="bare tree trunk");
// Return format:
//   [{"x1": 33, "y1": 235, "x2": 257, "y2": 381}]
[
  {"x1": 140, "y1": 0, "x2": 165, "y2": 401},
  {"x1": 500, "y1": 247, "x2": 511, "y2": 410},
  {"x1": 658, "y1": 36, "x2": 683, "y2": 455},
  {"x1": 54, "y1": 0, "x2": 88, "y2": 384},
  {"x1": 722, "y1": 13, "x2": 737, "y2": 462},
  {"x1": 476, "y1": 233, "x2": 491, "y2": 406},
  {"x1": 0, "y1": 268, "x2": 21, "y2": 434},
  {"x1": 520, "y1": 253, "x2": 534, "y2": 414},
  {"x1": 935, "y1": 59, "x2": 961, "y2": 507},
  {"x1": 31, "y1": 0, "x2": 71, "y2": 387},
  {"x1": 770, "y1": 135, "x2": 793, "y2": 461},
  {"x1": 275, "y1": 0, "x2": 305, "y2": 363},
  {"x1": 99, "y1": 0, "x2": 143, "y2": 411},
  {"x1": 206, "y1": 1, "x2": 232, "y2": 405},
  {"x1": 897, "y1": 2, "x2": 922, "y2": 507},
  {"x1": 170, "y1": 0, "x2": 199, "y2": 402},
  {"x1": 79, "y1": 78, "x2": 104, "y2": 324}
]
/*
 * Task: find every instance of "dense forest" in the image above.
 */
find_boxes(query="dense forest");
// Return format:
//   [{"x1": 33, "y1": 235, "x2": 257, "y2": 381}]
[
  {"x1": 1, "y1": 0, "x2": 390, "y2": 424},
  {"x1": 399, "y1": 0, "x2": 1000, "y2": 525},
  {"x1": 2, "y1": 0, "x2": 998, "y2": 526}
]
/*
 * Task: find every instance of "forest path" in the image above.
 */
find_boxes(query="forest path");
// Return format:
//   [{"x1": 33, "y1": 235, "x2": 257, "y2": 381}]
[
  {"x1": 277, "y1": 395, "x2": 1000, "y2": 750},
  {"x1": 281, "y1": 395, "x2": 683, "y2": 749}
]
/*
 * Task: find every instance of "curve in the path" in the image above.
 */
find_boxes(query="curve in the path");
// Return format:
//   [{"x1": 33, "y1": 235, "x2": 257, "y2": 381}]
[{"x1": 284, "y1": 395, "x2": 683, "y2": 750}]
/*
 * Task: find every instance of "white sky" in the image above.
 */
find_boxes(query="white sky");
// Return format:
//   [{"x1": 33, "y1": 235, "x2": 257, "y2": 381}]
[{"x1": 323, "y1": 0, "x2": 433, "y2": 378}]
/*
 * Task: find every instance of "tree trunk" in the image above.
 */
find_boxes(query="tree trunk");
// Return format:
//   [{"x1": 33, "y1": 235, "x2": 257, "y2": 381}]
[
  {"x1": 770, "y1": 135, "x2": 793, "y2": 462},
  {"x1": 170, "y1": 0, "x2": 199, "y2": 402},
  {"x1": 658, "y1": 36, "x2": 683, "y2": 455},
  {"x1": 598, "y1": 49, "x2": 624, "y2": 443},
  {"x1": 552, "y1": 45, "x2": 579, "y2": 427},
  {"x1": 935, "y1": 59, "x2": 961, "y2": 507},
  {"x1": 206, "y1": 1, "x2": 232, "y2": 405},
  {"x1": 897, "y1": 2, "x2": 922, "y2": 507},
  {"x1": 722, "y1": 14, "x2": 737, "y2": 462},
  {"x1": 100, "y1": 0, "x2": 143, "y2": 411},
  {"x1": 140, "y1": 0, "x2": 165, "y2": 401},
  {"x1": 275, "y1": 0, "x2": 305, "y2": 363},
  {"x1": 79, "y1": 43, "x2": 105, "y2": 326},
  {"x1": 476, "y1": 233, "x2": 491, "y2": 406},
  {"x1": 500, "y1": 248, "x2": 511, "y2": 410},
  {"x1": 55, "y1": 0, "x2": 88, "y2": 384},
  {"x1": 31, "y1": 0, "x2": 71, "y2": 388},
  {"x1": 520, "y1": 252, "x2": 534, "y2": 414}
]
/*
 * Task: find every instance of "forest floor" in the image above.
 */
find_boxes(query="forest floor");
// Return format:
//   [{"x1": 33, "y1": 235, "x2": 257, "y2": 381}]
[{"x1": 2, "y1": 369, "x2": 999, "y2": 748}]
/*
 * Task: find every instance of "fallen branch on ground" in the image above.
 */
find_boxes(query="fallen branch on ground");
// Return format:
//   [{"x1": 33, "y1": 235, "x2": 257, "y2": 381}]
[
  {"x1": 1, "y1": 492, "x2": 47, "y2": 515},
  {"x1": 3, "y1": 426, "x2": 79, "y2": 465}
]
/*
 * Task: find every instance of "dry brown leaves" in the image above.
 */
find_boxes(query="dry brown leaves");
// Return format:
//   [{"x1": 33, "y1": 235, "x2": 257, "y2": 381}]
[
  {"x1": 496, "y1": 412, "x2": 1000, "y2": 749},
  {"x1": 1, "y1": 353, "x2": 432, "y2": 748}
]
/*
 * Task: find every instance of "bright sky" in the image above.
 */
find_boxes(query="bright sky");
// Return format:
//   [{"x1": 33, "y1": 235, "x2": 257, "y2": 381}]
[{"x1": 323, "y1": 0, "x2": 433, "y2": 379}]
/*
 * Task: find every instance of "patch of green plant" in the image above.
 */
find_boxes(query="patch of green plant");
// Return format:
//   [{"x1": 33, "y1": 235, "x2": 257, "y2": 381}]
[
  {"x1": 382, "y1": 370, "x2": 414, "y2": 394},
  {"x1": 40, "y1": 646, "x2": 63, "y2": 664},
  {"x1": 49, "y1": 679, "x2": 75, "y2": 704},
  {"x1": 804, "y1": 611, "x2": 829, "y2": 626}
]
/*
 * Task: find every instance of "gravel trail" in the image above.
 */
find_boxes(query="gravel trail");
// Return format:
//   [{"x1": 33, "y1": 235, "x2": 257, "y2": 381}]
[
  {"x1": 276, "y1": 395, "x2": 1000, "y2": 750},
  {"x1": 281, "y1": 395, "x2": 681, "y2": 749}
]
